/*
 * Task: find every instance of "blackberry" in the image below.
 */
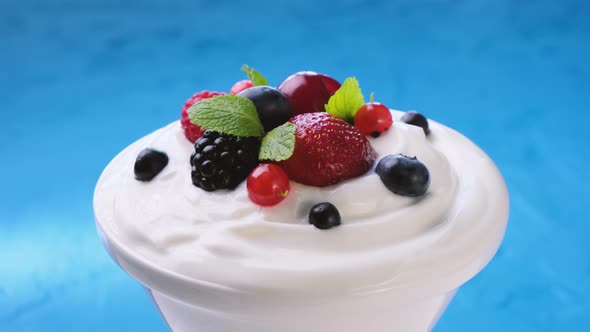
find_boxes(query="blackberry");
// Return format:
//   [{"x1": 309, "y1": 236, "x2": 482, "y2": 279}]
[{"x1": 190, "y1": 130, "x2": 261, "y2": 191}]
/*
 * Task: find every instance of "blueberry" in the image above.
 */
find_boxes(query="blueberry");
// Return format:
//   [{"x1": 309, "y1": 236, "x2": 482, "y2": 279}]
[
  {"x1": 309, "y1": 202, "x2": 341, "y2": 230},
  {"x1": 134, "y1": 148, "x2": 169, "y2": 182},
  {"x1": 237, "y1": 86, "x2": 293, "y2": 132},
  {"x1": 400, "y1": 111, "x2": 430, "y2": 136},
  {"x1": 375, "y1": 154, "x2": 430, "y2": 197}
]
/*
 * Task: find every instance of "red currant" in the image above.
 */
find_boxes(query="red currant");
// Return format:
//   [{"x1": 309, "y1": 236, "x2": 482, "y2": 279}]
[
  {"x1": 354, "y1": 102, "x2": 393, "y2": 137},
  {"x1": 230, "y1": 80, "x2": 254, "y2": 95},
  {"x1": 247, "y1": 164, "x2": 290, "y2": 206}
]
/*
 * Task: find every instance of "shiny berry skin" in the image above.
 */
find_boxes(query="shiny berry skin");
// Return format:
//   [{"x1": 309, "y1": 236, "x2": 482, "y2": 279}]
[
  {"x1": 375, "y1": 154, "x2": 430, "y2": 197},
  {"x1": 400, "y1": 111, "x2": 430, "y2": 135},
  {"x1": 277, "y1": 71, "x2": 341, "y2": 115},
  {"x1": 230, "y1": 80, "x2": 253, "y2": 95},
  {"x1": 238, "y1": 86, "x2": 293, "y2": 132},
  {"x1": 134, "y1": 148, "x2": 169, "y2": 182},
  {"x1": 354, "y1": 102, "x2": 393, "y2": 137},
  {"x1": 277, "y1": 113, "x2": 376, "y2": 187},
  {"x1": 180, "y1": 91, "x2": 226, "y2": 143},
  {"x1": 247, "y1": 164, "x2": 290, "y2": 206},
  {"x1": 308, "y1": 202, "x2": 341, "y2": 230},
  {"x1": 191, "y1": 131, "x2": 260, "y2": 191}
]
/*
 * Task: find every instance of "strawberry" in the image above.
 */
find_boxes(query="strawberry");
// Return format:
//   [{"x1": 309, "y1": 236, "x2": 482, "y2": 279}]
[{"x1": 277, "y1": 112, "x2": 377, "y2": 187}]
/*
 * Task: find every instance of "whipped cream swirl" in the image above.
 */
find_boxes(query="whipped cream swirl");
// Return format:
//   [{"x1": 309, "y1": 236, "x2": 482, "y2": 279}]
[{"x1": 94, "y1": 111, "x2": 508, "y2": 295}]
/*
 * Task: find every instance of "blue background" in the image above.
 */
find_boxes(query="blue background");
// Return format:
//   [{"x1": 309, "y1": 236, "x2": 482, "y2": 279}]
[{"x1": 1, "y1": 0, "x2": 589, "y2": 331}]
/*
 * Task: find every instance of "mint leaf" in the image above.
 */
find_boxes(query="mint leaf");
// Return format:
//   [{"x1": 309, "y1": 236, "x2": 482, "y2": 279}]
[
  {"x1": 324, "y1": 77, "x2": 365, "y2": 122},
  {"x1": 241, "y1": 64, "x2": 269, "y2": 86},
  {"x1": 259, "y1": 122, "x2": 296, "y2": 161},
  {"x1": 188, "y1": 95, "x2": 264, "y2": 137}
]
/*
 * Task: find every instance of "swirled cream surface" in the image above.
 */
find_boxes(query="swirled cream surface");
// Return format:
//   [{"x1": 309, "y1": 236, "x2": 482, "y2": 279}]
[{"x1": 94, "y1": 111, "x2": 509, "y2": 295}]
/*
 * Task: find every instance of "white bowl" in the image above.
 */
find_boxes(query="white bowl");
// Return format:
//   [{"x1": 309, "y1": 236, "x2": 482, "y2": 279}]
[
  {"x1": 95, "y1": 211, "x2": 506, "y2": 332},
  {"x1": 94, "y1": 117, "x2": 509, "y2": 332}
]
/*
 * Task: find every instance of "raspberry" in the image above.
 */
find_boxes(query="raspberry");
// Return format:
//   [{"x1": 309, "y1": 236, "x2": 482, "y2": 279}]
[
  {"x1": 180, "y1": 91, "x2": 225, "y2": 143},
  {"x1": 190, "y1": 130, "x2": 261, "y2": 191}
]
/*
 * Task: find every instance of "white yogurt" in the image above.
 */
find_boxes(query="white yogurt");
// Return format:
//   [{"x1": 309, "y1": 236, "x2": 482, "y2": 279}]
[{"x1": 94, "y1": 111, "x2": 509, "y2": 297}]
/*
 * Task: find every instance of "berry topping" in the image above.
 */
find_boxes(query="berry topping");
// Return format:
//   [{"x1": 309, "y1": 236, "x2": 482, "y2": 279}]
[
  {"x1": 375, "y1": 154, "x2": 430, "y2": 197},
  {"x1": 308, "y1": 202, "x2": 341, "y2": 230},
  {"x1": 277, "y1": 71, "x2": 341, "y2": 116},
  {"x1": 180, "y1": 90, "x2": 225, "y2": 143},
  {"x1": 134, "y1": 148, "x2": 169, "y2": 182},
  {"x1": 187, "y1": 94, "x2": 264, "y2": 137},
  {"x1": 237, "y1": 86, "x2": 293, "y2": 132},
  {"x1": 277, "y1": 113, "x2": 376, "y2": 187},
  {"x1": 246, "y1": 164, "x2": 290, "y2": 206},
  {"x1": 354, "y1": 95, "x2": 393, "y2": 137},
  {"x1": 401, "y1": 111, "x2": 430, "y2": 136},
  {"x1": 191, "y1": 130, "x2": 260, "y2": 191},
  {"x1": 230, "y1": 80, "x2": 253, "y2": 95}
]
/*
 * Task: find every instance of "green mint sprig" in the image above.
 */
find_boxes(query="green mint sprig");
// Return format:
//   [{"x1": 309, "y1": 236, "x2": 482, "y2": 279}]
[
  {"x1": 188, "y1": 94, "x2": 295, "y2": 161},
  {"x1": 325, "y1": 77, "x2": 365, "y2": 122},
  {"x1": 241, "y1": 64, "x2": 269, "y2": 86},
  {"x1": 187, "y1": 95, "x2": 264, "y2": 137},
  {"x1": 258, "y1": 122, "x2": 296, "y2": 161}
]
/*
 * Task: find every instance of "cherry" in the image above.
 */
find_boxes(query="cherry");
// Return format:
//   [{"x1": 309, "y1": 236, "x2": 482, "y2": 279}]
[
  {"x1": 354, "y1": 97, "x2": 393, "y2": 137},
  {"x1": 247, "y1": 164, "x2": 290, "y2": 206},
  {"x1": 277, "y1": 71, "x2": 340, "y2": 115},
  {"x1": 230, "y1": 80, "x2": 253, "y2": 95}
]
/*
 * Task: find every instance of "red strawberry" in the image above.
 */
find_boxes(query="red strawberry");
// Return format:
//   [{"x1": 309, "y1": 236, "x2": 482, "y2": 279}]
[
  {"x1": 180, "y1": 90, "x2": 225, "y2": 143},
  {"x1": 278, "y1": 113, "x2": 377, "y2": 187}
]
